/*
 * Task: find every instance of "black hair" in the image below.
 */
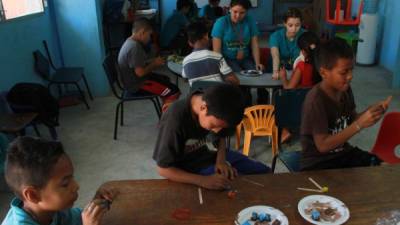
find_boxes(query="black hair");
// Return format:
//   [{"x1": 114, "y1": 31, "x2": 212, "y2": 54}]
[
  {"x1": 209, "y1": 0, "x2": 220, "y2": 3},
  {"x1": 314, "y1": 37, "x2": 354, "y2": 71},
  {"x1": 132, "y1": 17, "x2": 153, "y2": 33},
  {"x1": 177, "y1": 0, "x2": 192, "y2": 10},
  {"x1": 230, "y1": 0, "x2": 251, "y2": 10},
  {"x1": 187, "y1": 20, "x2": 208, "y2": 44},
  {"x1": 201, "y1": 83, "x2": 245, "y2": 130},
  {"x1": 297, "y1": 31, "x2": 321, "y2": 84},
  {"x1": 283, "y1": 8, "x2": 303, "y2": 23},
  {"x1": 4, "y1": 136, "x2": 65, "y2": 198}
]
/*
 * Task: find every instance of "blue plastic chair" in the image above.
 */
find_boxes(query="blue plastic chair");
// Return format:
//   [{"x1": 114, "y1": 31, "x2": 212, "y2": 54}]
[{"x1": 271, "y1": 88, "x2": 311, "y2": 172}]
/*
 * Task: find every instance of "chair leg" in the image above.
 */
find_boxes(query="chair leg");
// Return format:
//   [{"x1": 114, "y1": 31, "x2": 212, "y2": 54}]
[
  {"x1": 120, "y1": 102, "x2": 124, "y2": 126},
  {"x1": 151, "y1": 98, "x2": 161, "y2": 118},
  {"x1": 74, "y1": 83, "x2": 90, "y2": 109},
  {"x1": 82, "y1": 74, "x2": 94, "y2": 100},
  {"x1": 271, "y1": 154, "x2": 278, "y2": 173},
  {"x1": 242, "y1": 131, "x2": 252, "y2": 156},
  {"x1": 235, "y1": 122, "x2": 243, "y2": 150},
  {"x1": 33, "y1": 124, "x2": 41, "y2": 137},
  {"x1": 114, "y1": 102, "x2": 121, "y2": 140},
  {"x1": 155, "y1": 98, "x2": 162, "y2": 117},
  {"x1": 48, "y1": 126, "x2": 58, "y2": 140}
]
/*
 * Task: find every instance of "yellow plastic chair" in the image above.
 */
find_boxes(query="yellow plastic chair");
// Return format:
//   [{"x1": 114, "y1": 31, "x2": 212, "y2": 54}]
[{"x1": 235, "y1": 105, "x2": 278, "y2": 157}]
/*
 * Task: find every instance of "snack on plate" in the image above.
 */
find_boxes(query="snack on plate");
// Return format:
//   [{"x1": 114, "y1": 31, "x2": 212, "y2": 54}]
[
  {"x1": 167, "y1": 54, "x2": 184, "y2": 64},
  {"x1": 304, "y1": 201, "x2": 342, "y2": 222}
]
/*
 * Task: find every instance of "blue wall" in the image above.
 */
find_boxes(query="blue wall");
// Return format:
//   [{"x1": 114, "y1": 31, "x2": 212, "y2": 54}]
[
  {"x1": 160, "y1": 0, "x2": 273, "y2": 27},
  {"x1": 378, "y1": 0, "x2": 400, "y2": 72},
  {"x1": 53, "y1": 0, "x2": 108, "y2": 96},
  {"x1": 0, "y1": 10, "x2": 60, "y2": 92}
]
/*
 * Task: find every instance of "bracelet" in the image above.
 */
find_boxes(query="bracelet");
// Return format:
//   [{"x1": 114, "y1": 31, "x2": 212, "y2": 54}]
[{"x1": 354, "y1": 121, "x2": 362, "y2": 132}]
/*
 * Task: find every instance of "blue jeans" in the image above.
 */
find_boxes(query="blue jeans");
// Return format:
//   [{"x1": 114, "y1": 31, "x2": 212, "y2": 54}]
[{"x1": 197, "y1": 150, "x2": 271, "y2": 175}]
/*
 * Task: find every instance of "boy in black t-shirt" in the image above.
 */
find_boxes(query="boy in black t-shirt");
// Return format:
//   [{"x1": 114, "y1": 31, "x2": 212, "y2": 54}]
[
  {"x1": 300, "y1": 38, "x2": 391, "y2": 171},
  {"x1": 153, "y1": 84, "x2": 269, "y2": 190}
]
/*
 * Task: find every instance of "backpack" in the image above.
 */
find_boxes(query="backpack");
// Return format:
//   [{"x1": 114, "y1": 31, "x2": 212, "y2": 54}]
[{"x1": 6, "y1": 83, "x2": 59, "y2": 127}]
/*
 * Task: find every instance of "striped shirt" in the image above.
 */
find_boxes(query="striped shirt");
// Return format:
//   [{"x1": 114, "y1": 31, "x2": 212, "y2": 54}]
[{"x1": 182, "y1": 49, "x2": 233, "y2": 86}]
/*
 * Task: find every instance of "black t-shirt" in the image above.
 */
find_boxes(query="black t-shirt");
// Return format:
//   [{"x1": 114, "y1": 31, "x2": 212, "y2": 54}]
[
  {"x1": 152, "y1": 94, "x2": 218, "y2": 173},
  {"x1": 300, "y1": 83, "x2": 356, "y2": 169}
]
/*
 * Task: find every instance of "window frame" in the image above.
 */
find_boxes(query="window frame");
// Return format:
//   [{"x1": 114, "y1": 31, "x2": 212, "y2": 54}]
[{"x1": 0, "y1": 0, "x2": 46, "y2": 22}]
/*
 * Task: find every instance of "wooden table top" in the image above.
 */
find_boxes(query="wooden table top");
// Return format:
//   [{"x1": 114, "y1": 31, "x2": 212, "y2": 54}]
[{"x1": 100, "y1": 165, "x2": 400, "y2": 225}]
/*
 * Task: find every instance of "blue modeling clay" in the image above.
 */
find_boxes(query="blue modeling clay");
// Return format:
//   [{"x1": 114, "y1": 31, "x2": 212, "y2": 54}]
[
  {"x1": 241, "y1": 220, "x2": 251, "y2": 225},
  {"x1": 251, "y1": 212, "x2": 258, "y2": 221},
  {"x1": 311, "y1": 209, "x2": 320, "y2": 221}
]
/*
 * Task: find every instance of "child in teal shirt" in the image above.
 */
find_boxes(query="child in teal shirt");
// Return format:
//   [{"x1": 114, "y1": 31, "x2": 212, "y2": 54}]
[{"x1": 1, "y1": 137, "x2": 115, "y2": 225}]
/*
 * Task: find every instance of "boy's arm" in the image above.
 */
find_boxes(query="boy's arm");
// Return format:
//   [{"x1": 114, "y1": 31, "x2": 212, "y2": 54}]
[
  {"x1": 134, "y1": 57, "x2": 165, "y2": 77},
  {"x1": 314, "y1": 104, "x2": 385, "y2": 153},
  {"x1": 224, "y1": 72, "x2": 240, "y2": 85},
  {"x1": 215, "y1": 138, "x2": 237, "y2": 179},
  {"x1": 157, "y1": 166, "x2": 230, "y2": 190}
]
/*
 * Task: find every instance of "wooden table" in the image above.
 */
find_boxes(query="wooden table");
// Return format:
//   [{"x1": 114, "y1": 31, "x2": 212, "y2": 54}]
[{"x1": 100, "y1": 165, "x2": 400, "y2": 225}]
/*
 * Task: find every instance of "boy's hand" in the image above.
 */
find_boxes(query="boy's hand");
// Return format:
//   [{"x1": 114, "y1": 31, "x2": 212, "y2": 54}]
[
  {"x1": 82, "y1": 200, "x2": 108, "y2": 225},
  {"x1": 381, "y1": 95, "x2": 392, "y2": 111},
  {"x1": 215, "y1": 162, "x2": 237, "y2": 180},
  {"x1": 153, "y1": 56, "x2": 165, "y2": 67},
  {"x1": 199, "y1": 174, "x2": 231, "y2": 190},
  {"x1": 94, "y1": 187, "x2": 118, "y2": 202},
  {"x1": 357, "y1": 103, "x2": 385, "y2": 128}
]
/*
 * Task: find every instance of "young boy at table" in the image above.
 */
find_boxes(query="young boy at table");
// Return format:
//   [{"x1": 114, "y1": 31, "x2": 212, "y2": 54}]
[
  {"x1": 1, "y1": 137, "x2": 115, "y2": 225},
  {"x1": 153, "y1": 84, "x2": 270, "y2": 190},
  {"x1": 182, "y1": 21, "x2": 239, "y2": 86},
  {"x1": 119, "y1": 18, "x2": 180, "y2": 112},
  {"x1": 300, "y1": 38, "x2": 390, "y2": 171},
  {"x1": 160, "y1": 0, "x2": 192, "y2": 52}
]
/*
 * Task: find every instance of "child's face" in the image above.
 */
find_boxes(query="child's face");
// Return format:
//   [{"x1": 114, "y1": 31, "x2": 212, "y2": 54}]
[
  {"x1": 321, "y1": 58, "x2": 354, "y2": 92},
  {"x1": 140, "y1": 29, "x2": 153, "y2": 44},
  {"x1": 198, "y1": 103, "x2": 228, "y2": 133},
  {"x1": 37, "y1": 155, "x2": 79, "y2": 211}
]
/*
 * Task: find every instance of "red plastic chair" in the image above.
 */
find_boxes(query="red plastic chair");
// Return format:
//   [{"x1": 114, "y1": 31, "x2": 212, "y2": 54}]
[
  {"x1": 325, "y1": 0, "x2": 364, "y2": 25},
  {"x1": 371, "y1": 112, "x2": 400, "y2": 164}
]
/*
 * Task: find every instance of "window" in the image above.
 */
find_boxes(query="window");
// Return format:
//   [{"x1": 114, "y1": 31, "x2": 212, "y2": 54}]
[{"x1": 0, "y1": 0, "x2": 44, "y2": 21}]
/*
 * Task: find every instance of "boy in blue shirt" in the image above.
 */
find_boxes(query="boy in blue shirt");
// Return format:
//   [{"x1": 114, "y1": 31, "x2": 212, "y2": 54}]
[
  {"x1": 199, "y1": 0, "x2": 224, "y2": 22},
  {"x1": 160, "y1": 0, "x2": 191, "y2": 52},
  {"x1": 1, "y1": 137, "x2": 115, "y2": 225}
]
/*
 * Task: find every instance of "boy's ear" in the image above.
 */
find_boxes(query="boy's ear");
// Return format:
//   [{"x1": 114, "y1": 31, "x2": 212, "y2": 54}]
[
  {"x1": 22, "y1": 186, "x2": 41, "y2": 204},
  {"x1": 319, "y1": 67, "x2": 327, "y2": 79},
  {"x1": 188, "y1": 40, "x2": 194, "y2": 48}
]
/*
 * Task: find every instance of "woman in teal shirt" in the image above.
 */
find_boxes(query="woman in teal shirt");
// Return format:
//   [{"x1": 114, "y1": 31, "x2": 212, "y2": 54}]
[
  {"x1": 270, "y1": 8, "x2": 305, "y2": 79},
  {"x1": 211, "y1": 0, "x2": 263, "y2": 72}
]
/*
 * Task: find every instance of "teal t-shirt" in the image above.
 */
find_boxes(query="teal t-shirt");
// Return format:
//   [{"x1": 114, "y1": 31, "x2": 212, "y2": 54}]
[
  {"x1": 211, "y1": 14, "x2": 259, "y2": 60},
  {"x1": 269, "y1": 27, "x2": 305, "y2": 68},
  {"x1": 1, "y1": 198, "x2": 82, "y2": 225},
  {"x1": 160, "y1": 11, "x2": 189, "y2": 48}
]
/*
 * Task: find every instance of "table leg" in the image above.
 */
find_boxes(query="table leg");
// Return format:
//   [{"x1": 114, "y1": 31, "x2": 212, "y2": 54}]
[{"x1": 268, "y1": 88, "x2": 274, "y2": 104}]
